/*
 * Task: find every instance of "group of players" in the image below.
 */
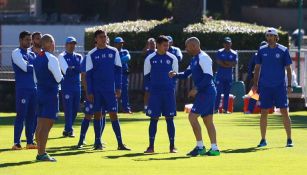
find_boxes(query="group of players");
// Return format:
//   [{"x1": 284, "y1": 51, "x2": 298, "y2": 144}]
[{"x1": 11, "y1": 27, "x2": 293, "y2": 162}]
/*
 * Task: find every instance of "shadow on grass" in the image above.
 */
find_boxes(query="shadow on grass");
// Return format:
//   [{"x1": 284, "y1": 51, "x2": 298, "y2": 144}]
[
  {"x1": 133, "y1": 156, "x2": 191, "y2": 161},
  {"x1": 105, "y1": 152, "x2": 166, "y2": 159},
  {"x1": 221, "y1": 147, "x2": 271, "y2": 154},
  {"x1": 0, "y1": 160, "x2": 38, "y2": 168}
]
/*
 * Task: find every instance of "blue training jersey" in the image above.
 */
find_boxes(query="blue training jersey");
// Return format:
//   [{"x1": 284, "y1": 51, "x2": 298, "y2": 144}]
[
  {"x1": 145, "y1": 49, "x2": 156, "y2": 58},
  {"x1": 176, "y1": 51, "x2": 215, "y2": 92},
  {"x1": 33, "y1": 51, "x2": 63, "y2": 89},
  {"x1": 216, "y1": 48, "x2": 238, "y2": 80},
  {"x1": 144, "y1": 51, "x2": 178, "y2": 92},
  {"x1": 255, "y1": 43, "x2": 292, "y2": 87},
  {"x1": 118, "y1": 48, "x2": 130, "y2": 74},
  {"x1": 11, "y1": 48, "x2": 37, "y2": 89},
  {"x1": 86, "y1": 46, "x2": 122, "y2": 94},
  {"x1": 168, "y1": 46, "x2": 183, "y2": 62},
  {"x1": 58, "y1": 51, "x2": 83, "y2": 92}
]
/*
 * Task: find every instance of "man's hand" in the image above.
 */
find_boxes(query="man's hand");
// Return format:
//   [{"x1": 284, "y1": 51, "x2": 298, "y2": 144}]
[
  {"x1": 188, "y1": 89, "x2": 198, "y2": 98},
  {"x1": 287, "y1": 86, "x2": 293, "y2": 94},
  {"x1": 251, "y1": 85, "x2": 258, "y2": 94},
  {"x1": 115, "y1": 89, "x2": 121, "y2": 98},
  {"x1": 168, "y1": 71, "x2": 177, "y2": 78},
  {"x1": 87, "y1": 94, "x2": 94, "y2": 103}
]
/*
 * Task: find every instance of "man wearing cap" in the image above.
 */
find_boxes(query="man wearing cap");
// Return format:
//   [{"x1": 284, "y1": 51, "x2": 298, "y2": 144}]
[
  {"x1": 114, "y1": 37, "x2": 132, "y2": 114},
  {"x1": 252, "y1": 28, "x2": 293, "y2": 147},
  {"x1": 245, "y1": 41, "x2": 267, "y2": 114},
  {"x1": 58, "y1": 37, "x2": 83, "y2": 137},
  {"x1": 214, "y1": 37, "x2": 238, "y2": 114},
  {"x1": 167, "y1": 36, "x2": 183, "y2": 62}
]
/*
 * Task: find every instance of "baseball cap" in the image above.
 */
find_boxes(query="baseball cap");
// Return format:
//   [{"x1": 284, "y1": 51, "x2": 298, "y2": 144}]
[
  {"x1": 114, "y1": 37, "x2": 124, "y2": 43},
  {"x1": 65, "y1": 36, "x2": 77, "y2": 44}
]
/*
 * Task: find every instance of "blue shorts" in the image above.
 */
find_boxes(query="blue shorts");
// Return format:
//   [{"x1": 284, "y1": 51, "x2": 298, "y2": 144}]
[
  {"x1": 191, "y1": 87, "x2": 216, "y2": 117},
  {"x1": 259, "y1": 85, "x2": 288, "y2": 109},
  {"x1": 146, "y1": 91, "x2": 176, "y2": 118},
  {"x1": 37, "y1": 87, "x2": 59, "y2": 120},
  {"x1": 83, "y1": 100, "x2": 94, "y2": 115},
  {"x1": 93, "y1": 91, "x2": 118, "y2": 113}
]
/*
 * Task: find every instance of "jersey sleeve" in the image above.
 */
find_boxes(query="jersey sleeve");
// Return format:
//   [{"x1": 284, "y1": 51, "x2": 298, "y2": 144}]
[
  {"x1": 11, "y1": 50, "x2": 33, "y2": 72},
  {"x1": 58, "y1": 54, "x2": 68, "y2": 75},
  {"x1": 255, "y1": 49, "x2": 262, "y2": 65},
  {"x1": 283, "y1": 49, "x2": 292, "y2": 66},
  {"x1": 47, "y1": 54, "x2": 64, "y2": 83}
]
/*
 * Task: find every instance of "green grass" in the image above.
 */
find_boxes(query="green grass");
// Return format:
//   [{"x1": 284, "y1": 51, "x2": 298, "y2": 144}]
[{"x1": 1, "y1": 112, "x2": 307, "y2": 175}]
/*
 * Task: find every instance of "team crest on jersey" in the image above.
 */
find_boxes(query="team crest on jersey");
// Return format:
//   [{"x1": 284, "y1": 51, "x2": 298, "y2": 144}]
[
  {"x1": 108, "y1": 54, "x2": 113, "y2": 58},
  {"x1": 276, "y1": 53, "x2": 280, "y2": 58},
  {"x1": 89, "y1": 104, "x2": 93, "y2": 108},
  {"x1": 229, "y1": 55, "x2": 233, "y2": 59},
  {"x1": 65, "y1": 94, "x2": 70, "y2": 99},
  {"x1": 147, "y1": 109, "x2": 152, "y2": 115},
  {"x1": 21, "y1": 99, "x2": 26, "y2": 104},
  {"x1": 166, "y1": 60, "x2": 171, "y2": 64}
]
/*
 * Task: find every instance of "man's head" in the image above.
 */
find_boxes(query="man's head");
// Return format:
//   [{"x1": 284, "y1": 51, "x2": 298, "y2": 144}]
[
  {"x1": 166, "y1": 36, "x2": 173, "y2": 46},
  {"x1": 265, "y1": 27, "x2": 279, "y2": 45},
  {"x1": 185, "y1": 37, "x2": 201, "y2": 56},
  {"x1": 65, "y1": 36, "x2": 77, "y2": 53},
  {"x1": 114, "y1": 37, "x2": 124, "y2": 50},
  {"x1": 156, "y1": 35, "x2": 169, "y2": 54},
  {"x1": 19, "y1": 31, "x2": 32, "y2": 49},
  {"x1": 41, "y1": 34, "x2": 55, "y2": 52},
  {"x1": 147, "y1": 38, "x2": 156, "y2": 50},
  {"x1": 223, "y1": 37, "x2": 232, "y2": 50},
  {"x1": 31, "y1": 32, "x2": 42, "y2": 48},
  {"x1": 94, "y1": 30, "x2": 108, "y2": 47}
]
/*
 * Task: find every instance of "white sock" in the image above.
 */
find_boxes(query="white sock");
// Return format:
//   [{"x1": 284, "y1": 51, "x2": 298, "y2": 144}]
[
  {"x1": 197, "y1": 141, "x2": 204, "y2": 148},
  {"x1": 211, "y1": 143, "x2": 219, "y2": 151}
]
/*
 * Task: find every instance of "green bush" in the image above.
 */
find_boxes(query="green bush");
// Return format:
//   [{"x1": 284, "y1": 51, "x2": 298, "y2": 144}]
[{"x1": 85, "y1": 19, "x2": 289, "y2": 51}]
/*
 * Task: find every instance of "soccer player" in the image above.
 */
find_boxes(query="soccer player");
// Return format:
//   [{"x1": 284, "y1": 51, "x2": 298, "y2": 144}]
[
  {"x1": 245, "y1": 41, "x2": 267, "y2": 114},
  {"x1": 59, "y1": 37, "x2": 83, "y2": 137},
  {"x1": 114, "y1": 37, "x2": 132, "y2": 114},
  {"x1": 11, "y1": 31, "x2": 37, "y2": 150},
  {"x1": 31, "y1": 32, "x2": 42, "y2": 55},
  {"x1": 167, "y1": 36, "x2": 183, "y2": 61},
  {"x1": 214, "y1": 37, "x2": 238, "y2": 114},
  {"x1": 86, "y1": 30, "x2": 130, "y2": 150},
  {"x1": 252, "y1": 28, "x2": 294, "y2": 147},
  {"x1": 169, "y1": 37, "x2": 220, "y2": 156},
  {"x1": 143, "y1": 38, "x2": 156, "y2": 111},
  {"x1": 143, "y1": 35, "x2": 178, "y2": 154},
  {"x1": 33, "y1": 34, "x2": 63, "y2": 161}
]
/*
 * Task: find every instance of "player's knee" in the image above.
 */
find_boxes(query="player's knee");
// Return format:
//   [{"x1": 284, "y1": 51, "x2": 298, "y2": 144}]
[
  {"x1": 84, "y1": 115, "x2": 93, "y2": 120},
  {"x1": 109, "y1": 113, "x2": 118, "y2": 121}
]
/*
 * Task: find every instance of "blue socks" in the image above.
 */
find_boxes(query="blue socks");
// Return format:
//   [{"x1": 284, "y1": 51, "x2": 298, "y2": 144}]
[
  {"x1": 79, "y1": 118, "x2": 90, "y2": 144},
  {"x1": 111, "y1": 119, "x2": 123, "y2": 146},
  {"x1": 14, "y1": 115, "x2": 24, "y2": 144},
  {"x1": 166, "y1": 118, "x2": 175, "y2": 148},
  {"x1": 149, "y1": 119, "x2": 158, "y2": 148},
  {"x1": 93, "y1": 119, "x2": 102, "y2": 145},
  {"x1": 101, "y1": 116, "x2": 106, "y2": 136}
]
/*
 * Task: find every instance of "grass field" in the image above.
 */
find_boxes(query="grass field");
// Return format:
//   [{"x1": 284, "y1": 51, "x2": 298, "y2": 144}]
[{"x1": 0, "y1": 111, "x2": 307, "y2": 175}]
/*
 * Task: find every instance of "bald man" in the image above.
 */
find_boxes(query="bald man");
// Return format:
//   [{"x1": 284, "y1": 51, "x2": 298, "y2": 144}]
[
  {"x1": 33, "y1": 34, "x2": 63, "y2": 162},
  {"x1": 169, "y1": 37, "x2": 220, "y2": 156}
]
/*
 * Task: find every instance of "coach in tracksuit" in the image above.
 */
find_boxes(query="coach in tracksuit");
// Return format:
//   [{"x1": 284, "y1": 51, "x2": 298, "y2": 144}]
[
  {"x1": 59, "y1": 37, "x2": 83, "y2": 137},
  {"x1": 114, "y1": 37, "x2": 132, "y2": 113},
  {"x1": 11, "y1": 31, "x2": 37, "y2": 150},
  {"x1": 33, "y1": 34, "x2": 63, "y2": 162}
]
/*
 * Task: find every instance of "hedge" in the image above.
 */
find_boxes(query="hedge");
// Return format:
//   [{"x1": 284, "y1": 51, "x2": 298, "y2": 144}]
[{"x1": 85, "y1": 19, "x2": 289, "y2": 51}]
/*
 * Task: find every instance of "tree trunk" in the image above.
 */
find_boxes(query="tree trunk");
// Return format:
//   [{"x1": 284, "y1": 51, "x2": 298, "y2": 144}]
[{"x1": 172, "y1": 0, "x2": 203, "y2": 24}]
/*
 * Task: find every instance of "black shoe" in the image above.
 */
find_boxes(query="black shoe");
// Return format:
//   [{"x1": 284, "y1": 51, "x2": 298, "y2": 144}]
[
  {"x1": 286, "y1": 138, "x2": 294, "y2": 147},
  {"x1": 93, "y1": 143, "x2": 103, "y2": 150},
  {"x1": 62, "y1": 131, "x2": 69, "y2": 137},
  {"x1": 68, "y1": 131, "x2": 75, "y2": 138},
  {"x1": 118, "y1": 144, "x2": 131, "y2": 151}
]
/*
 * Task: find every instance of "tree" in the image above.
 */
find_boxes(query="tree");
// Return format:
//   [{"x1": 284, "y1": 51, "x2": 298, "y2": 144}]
[{"x1": 172, "y1": 0, "x2": 203, "y2": 24}]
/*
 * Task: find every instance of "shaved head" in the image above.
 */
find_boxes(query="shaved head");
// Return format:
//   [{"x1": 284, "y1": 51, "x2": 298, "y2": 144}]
[
  {"x1": 185, "y1": 37, "x2": 201, "y2": 56},
  {"x1": 41, "y1": 34, "x2": 55, "y2": 52},
  {"x1": 185, "y1": 37, "x2": 200, "y2": 48}
]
